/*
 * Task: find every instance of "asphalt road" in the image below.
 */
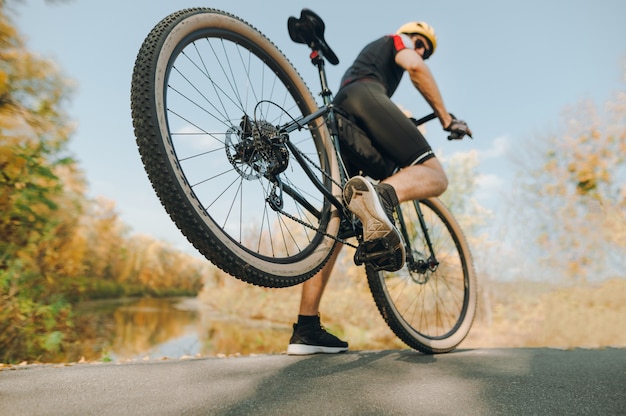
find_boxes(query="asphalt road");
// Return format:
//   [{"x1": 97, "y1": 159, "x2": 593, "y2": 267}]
[{"x1": 1, "y1": 348, "x2": 624, "y2": 415}]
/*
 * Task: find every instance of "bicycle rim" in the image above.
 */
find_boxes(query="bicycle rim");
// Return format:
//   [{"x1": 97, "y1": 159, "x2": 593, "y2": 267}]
[
  {"x1": 367, "y1": 198, "x2": 477, "y2": 353},
  {"x1": 131, "y1": 8, "x2": 340, "y2": 287}
]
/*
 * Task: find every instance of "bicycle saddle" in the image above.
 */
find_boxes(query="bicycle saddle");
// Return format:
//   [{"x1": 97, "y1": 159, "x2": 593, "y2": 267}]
[{"x1": 288, "y1": 9, "x2": 339, "y2": 65}]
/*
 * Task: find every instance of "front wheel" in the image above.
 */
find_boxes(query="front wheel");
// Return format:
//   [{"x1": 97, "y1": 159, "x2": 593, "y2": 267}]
[
  {"x1": 367, "y1": 198, "x2": 477, "y2": 353},
  {"x1": 130, "y1": 8, "x2": 341, "y2": 288}
]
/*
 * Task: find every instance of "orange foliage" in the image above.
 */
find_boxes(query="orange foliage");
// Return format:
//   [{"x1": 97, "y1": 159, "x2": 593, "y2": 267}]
[
  {"x1": 0, "y1": 5, "x2": 211, "y2": 363},
  {"x1": 516, "y1": 82, "x2": 626, "y2": 281}
]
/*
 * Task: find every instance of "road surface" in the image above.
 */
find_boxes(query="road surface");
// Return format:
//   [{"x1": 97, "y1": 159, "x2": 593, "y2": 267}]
[{"x1": 1, "y1": 348, "x2": 624, "y2": 415}]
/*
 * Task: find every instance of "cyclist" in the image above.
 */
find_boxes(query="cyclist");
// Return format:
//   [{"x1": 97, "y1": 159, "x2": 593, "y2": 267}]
[{"x1": 287, "y1": 21, "x2": 472, "y2": 355}]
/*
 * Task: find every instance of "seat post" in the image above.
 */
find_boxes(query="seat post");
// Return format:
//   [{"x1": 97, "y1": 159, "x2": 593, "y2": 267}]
[{"x1": 310, "y1": 50, "x2": 333, "y2": 105}]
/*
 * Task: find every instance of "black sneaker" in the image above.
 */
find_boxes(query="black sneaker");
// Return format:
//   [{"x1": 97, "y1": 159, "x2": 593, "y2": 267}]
[
  {"x1": 287, "y1": 322, "x2": 349, "y2": 355},
  {"x1": 343, "y1": 176, "x2": 405, "y2": 271}
]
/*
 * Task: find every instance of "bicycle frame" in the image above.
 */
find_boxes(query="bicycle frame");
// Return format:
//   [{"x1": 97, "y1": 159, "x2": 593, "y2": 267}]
[
  {"x1": 276, "y1": 47, "x2": 442, "y2": 269},
  {"x1": 277, "y1": 51, "x2": 352, "y2": 227},
  {"x1": 130, "y1": 7, "x2": 477, "y2": 349}
]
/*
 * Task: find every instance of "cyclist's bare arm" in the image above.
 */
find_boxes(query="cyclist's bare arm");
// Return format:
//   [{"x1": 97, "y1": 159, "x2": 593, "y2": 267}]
[{"x1": 395, "y1": 49, "x2": 453, "y2": 130}]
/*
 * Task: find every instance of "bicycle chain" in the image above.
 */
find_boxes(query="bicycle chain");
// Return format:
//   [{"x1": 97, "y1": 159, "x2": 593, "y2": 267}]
[
  {"x1": 296, "y1": 139, "x2": 343, "y2": 189},
  {"x1": 276, "y1": 205, "x2": 358, "y2": 249},
  {"x1": 274, "y1": 142, "x2": 358, "y2": 249}
]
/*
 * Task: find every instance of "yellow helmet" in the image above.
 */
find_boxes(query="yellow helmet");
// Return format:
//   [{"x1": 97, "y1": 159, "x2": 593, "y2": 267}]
[{"x1": 396, "y1": 21, "x2": 437, "y2": 58}]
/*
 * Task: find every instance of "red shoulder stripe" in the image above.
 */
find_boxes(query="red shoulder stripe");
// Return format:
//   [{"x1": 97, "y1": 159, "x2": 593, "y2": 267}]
[{"x1": 391, "y1": 34, "x2": 409, "y2": 52}]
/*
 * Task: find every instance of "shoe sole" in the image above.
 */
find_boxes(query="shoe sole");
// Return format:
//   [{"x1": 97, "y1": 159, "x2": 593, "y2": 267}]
[
  {"x1": 343, "y1": 177, "x2": 405, "y2": 269},
  {"x1": 287, "y1": 344, "x2": 348, "y2": 355}
]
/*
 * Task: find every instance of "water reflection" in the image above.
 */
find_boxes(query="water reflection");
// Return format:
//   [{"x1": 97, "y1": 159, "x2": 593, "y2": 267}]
[{"x1": 74, "y1": 297, "x2": 290, "y2": 361}]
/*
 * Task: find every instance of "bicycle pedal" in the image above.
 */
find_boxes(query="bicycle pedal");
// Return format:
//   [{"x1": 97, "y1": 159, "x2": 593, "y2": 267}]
[
  {"x1": 354, "y1": 238, "x2": 404, "y2": 272},
  {"x1": 354, "y1": 238, "x2": 392, "y2": 263}
]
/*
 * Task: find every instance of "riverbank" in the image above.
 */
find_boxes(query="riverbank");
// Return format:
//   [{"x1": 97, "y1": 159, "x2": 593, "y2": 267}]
[{"x1": 3, "y1": 276, "x2": 625, "y2": 365}]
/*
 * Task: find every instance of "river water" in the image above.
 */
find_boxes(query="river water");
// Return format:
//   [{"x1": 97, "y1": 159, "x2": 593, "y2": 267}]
[{"x1": 73, "y1": 297, "x2": 291, "y2": 362}]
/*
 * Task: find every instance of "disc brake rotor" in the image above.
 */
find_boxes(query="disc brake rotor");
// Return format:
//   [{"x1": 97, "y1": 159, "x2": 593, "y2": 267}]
[{"x1": 225, "y1": 117, "x2": 288, "y2": 180}]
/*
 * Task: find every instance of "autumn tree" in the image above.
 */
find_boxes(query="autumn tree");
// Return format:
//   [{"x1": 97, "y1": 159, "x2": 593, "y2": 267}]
[
  {"x1": 1, "y1": 3, "x2": 208, "y2": 362},
  {"x1": 0, "y1": 1, "x2": 83, "y2": 361},
  {"x1": 512, "y1": 70, "x2": 626, "y2": 281}
]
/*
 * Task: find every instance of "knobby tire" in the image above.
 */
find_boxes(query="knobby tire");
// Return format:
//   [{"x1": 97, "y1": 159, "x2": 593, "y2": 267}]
[
  {"x1": 130, "y1": 8, "x2": 340, "y2": 288},
  {"x1": 367, "y1": 198, "x2": 477, "y2": 353}
]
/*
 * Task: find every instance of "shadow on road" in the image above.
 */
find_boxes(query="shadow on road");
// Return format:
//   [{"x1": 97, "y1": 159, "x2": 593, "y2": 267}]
[
  {"x1": 218, "y1": 348, "x2": 625, "y2": 415},
  {"x1": 1, "y1": 348, "x2": 624, "y2": 415},
  {"x1": 218, "y1": 349, "x2": 462, "y2": 414}
]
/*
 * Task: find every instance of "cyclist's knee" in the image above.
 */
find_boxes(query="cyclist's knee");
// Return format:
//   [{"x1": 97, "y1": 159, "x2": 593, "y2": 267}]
[
  {"x1": 433, "y1": 172, "x2": 448, "y2": 196},
  {"x1": 423, "y1": 158, "x2": 448, "y2": 196},
  {"x1": 436, "y1": 173, "x2": 448, "y2": 196}
]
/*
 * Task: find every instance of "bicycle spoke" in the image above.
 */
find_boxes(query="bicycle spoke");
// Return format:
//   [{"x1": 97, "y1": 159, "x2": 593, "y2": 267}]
[
  {"x1": 132, "y1": 8, "x2": 339, "y2": 287},
  {"x1": 170, "y1": 33, "x2": 330, "y2": 253}
]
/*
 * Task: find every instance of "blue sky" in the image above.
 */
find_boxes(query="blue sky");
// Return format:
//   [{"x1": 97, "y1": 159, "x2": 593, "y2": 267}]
[{"x1": 12, "y1": 0, "x2": 626, "y2": 254}]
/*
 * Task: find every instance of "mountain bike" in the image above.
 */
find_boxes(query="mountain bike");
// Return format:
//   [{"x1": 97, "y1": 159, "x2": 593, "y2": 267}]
[{"x1": 130, "y1": 8, "x2": 477, "y2": 353}]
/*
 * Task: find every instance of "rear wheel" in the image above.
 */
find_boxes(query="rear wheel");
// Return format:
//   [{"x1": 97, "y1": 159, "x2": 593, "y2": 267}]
[
  {"x1": 130, "y1": 8, "x2": 340, "y2": 288},
  {"x1": 367, "y1": 198, "x2": 477, "y2": 353}
]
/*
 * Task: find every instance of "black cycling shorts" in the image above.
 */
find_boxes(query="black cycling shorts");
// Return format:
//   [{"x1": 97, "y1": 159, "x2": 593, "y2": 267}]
[{"x1": 333, "y1": 79, "x2": 435, "y2": 169}]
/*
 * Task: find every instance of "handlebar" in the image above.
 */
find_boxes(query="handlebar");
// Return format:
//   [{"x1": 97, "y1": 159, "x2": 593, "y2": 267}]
[
  {"x1": 410, "y1": 113, "x2": 437, "y2": 126},
  {"x1": 411, "y1": 113, "x2": 472, "y2": 141}
]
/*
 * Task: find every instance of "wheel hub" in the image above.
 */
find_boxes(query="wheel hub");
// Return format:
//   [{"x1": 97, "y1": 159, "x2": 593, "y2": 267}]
[
  {"x1": 407, "y1": 250, "x2": 439, "y2": 284},
  {"x1": 225, "y1": 115, "x2": 289, "y2": 180}
]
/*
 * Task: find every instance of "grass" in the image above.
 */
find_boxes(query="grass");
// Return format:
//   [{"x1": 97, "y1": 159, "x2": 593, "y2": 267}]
[
  {"x1": 200, "y1": 248, "x2": 626, "y2": 353},
  {"x1": 464, "y1": 277, "x2": 626, "y2": 349}
]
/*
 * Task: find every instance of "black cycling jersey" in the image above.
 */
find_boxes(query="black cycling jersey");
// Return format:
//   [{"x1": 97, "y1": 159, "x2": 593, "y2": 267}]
[
  {"x1": 339, "y1": 34, "x2": 411, "y2": 96},
  {"x1": 334, "y1": 34, "x2": 434, "y2": 177}
]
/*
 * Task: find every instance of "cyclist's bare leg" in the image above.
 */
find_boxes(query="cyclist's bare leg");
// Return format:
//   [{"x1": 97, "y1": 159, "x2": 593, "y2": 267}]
[
  {"x1": 383, "y1": 157, "x2": 448, "y2": 202},
  {"x1": 290, "y1": 244, "x2": 348, "y2": 355},
  {"x1": 297, "y1": 244, "x2": 342, "y2": 316},
  {"x1": 343, "y1": 157, "x2": 446, "y2": 272}
]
